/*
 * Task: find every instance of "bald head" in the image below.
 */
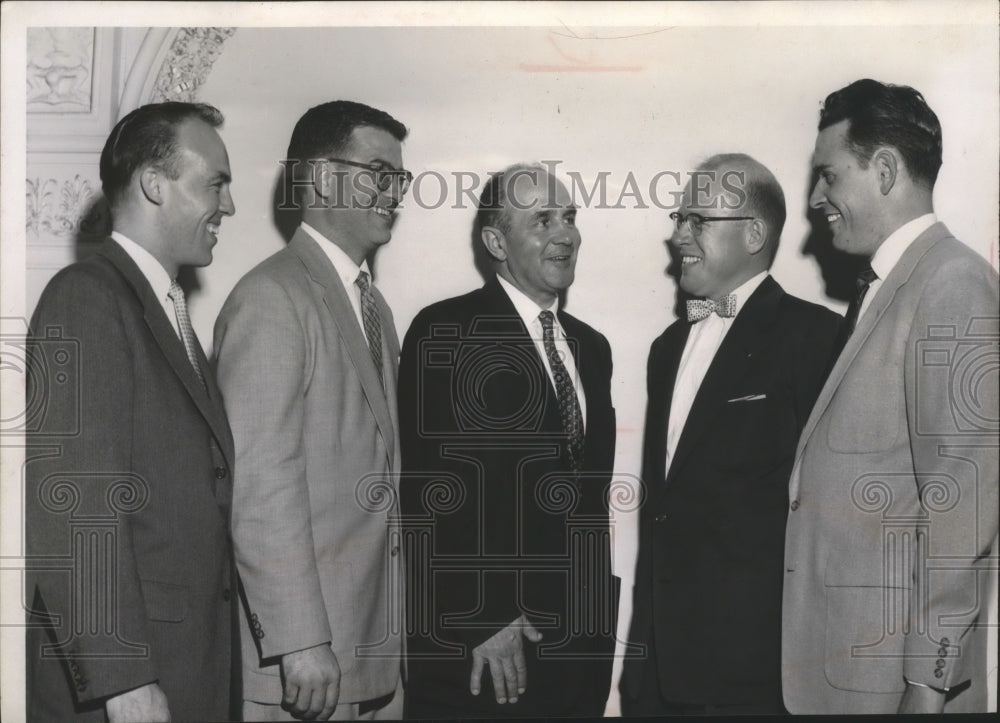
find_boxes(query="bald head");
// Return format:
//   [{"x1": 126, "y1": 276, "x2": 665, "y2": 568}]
[{"x1": 699, "y1": 153, "x2": 786, "y2": 265}]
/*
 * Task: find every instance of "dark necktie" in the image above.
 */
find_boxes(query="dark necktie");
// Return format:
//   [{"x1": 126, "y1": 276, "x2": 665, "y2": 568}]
[
  {"x1": 844, "y1": 266, "x2": 879, "y2": 338},
  {"x1": 686, "y1": 294, "x2": 737, "y2": 323},
  {"x1": 168, "y1": 280, "x2": 206, "y2": 389},
  {"x1": 355, "y1": 270, "x2": 384, "y2": 387},
  {"x1": 538, "y1": 310, "x2": 584, "y2": 473}
]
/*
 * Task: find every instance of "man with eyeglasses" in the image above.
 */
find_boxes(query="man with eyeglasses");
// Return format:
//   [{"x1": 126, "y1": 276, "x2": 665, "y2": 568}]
[
  {"x1": 214, "y1": 100, "x2": 409, "y2": 721},
  {"x1": 620, "y1": 154, "x2": 841, "y2": 716}
]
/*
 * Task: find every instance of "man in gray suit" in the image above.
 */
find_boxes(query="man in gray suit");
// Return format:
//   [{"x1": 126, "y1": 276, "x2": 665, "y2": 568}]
[
  {"x1": 214, "y1": 100, "x2": 410, "y2": 721},
  {"x1": 26, "y1": 101, "x2": 237, "y2": 721},
  {"x1": 782, "y1": 79, "x2": 998, "y2": 714}
]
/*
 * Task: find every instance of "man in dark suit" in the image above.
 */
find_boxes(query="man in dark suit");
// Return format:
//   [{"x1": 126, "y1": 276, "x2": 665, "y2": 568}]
[
  {"x1": 399, "y1": 164, "x2": 619, "y2": 718},
  {"x1": 620, "y1": 154, "x2": 841, "y2": 715},
  {"x1": 24, "y1": 102, "x2": 237, "y2": 721}
]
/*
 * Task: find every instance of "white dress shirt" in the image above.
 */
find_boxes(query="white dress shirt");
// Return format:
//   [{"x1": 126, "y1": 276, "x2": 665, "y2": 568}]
[
  {"x1": 111, "y1": 231, "x2": 181, "y2": 339},
  {"x1": 665, "y1": 271, "x2": 768, "y2": 473},
  {"x1": 302, "y1": 222, "x2": 372, "y2": 330},
  {"x1": 859, "y1": 213, "x2": 937, "y2": 321},
  {"x1": 496, "y1": 274, "x2": 588, "y2": 428}
]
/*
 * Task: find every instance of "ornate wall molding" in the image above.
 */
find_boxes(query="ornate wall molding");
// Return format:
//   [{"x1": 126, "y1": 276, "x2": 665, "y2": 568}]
[
  {"x1": 150, "y1": 27, "x2": 236, "y2": 103},
  {"x1": 26, "y1": 174, "x2": 109, "y2": 240},
  {"x1": 26, "y1": 28, "x2": 96, "y2": 113}
]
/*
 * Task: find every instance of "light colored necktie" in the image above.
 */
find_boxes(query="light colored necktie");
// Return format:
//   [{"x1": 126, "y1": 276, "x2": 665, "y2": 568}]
[
  {"x1": 167, "y1": 280, "x2": 206, "y2": 389},
  {"x1": 539, "y1": 310, "x2": 584, "y2": 474},
  {"x1": 686, "y1": 294, "x2": 737, "y2": 323},
  {"x1": 355, "y1": 270, "x2": 384, "y2": 387}
]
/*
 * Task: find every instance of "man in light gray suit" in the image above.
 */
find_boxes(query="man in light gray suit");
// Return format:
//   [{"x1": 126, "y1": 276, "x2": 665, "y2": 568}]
[
  {"x1": 782, "y1": 79, "x2": 998, "y2": 714},
  {"x1": 214, "y1": 100, "x2": 410, "y2": 721}
]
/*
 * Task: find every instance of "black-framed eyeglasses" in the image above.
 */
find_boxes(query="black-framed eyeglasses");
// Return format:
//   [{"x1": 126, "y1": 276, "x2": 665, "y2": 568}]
[
  {"x1": 670, "y1": 211, "x2": 754, "y2": 236},
  {"x1": 326, "y1": 158, "x2": 413, "y2": 194}
]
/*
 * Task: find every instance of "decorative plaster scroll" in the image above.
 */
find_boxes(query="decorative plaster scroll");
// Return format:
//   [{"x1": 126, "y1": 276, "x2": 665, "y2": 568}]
[
  {"x1": 26, "y1": 28, "x2": 95, "y2": 112},
  {"x1": 26, "y1": 175, "x2": 110, "y2": 239},
  {"x1": 150, "y1": 27, "x2": 236, "y2": 103}
]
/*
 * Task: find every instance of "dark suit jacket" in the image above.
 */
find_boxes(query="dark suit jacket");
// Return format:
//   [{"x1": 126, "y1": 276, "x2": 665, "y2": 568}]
[
  {"x1": 398, "y1": 278, "x2": 618, "y2": 718},
  {"x1": 622, "y1": 275, "x2": 841, "y2": 706},
  {"x1": 25, "y1": 239, "x2": 237, "y2": 721}
]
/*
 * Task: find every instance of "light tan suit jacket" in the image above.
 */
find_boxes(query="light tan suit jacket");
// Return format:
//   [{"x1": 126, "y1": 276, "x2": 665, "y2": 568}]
[
  {"x1": 782, "y1": 224, "x2": 999, "y2": 713},
  {"x1": 214, "y1": 228, "x2": 402, "y2": 704}
]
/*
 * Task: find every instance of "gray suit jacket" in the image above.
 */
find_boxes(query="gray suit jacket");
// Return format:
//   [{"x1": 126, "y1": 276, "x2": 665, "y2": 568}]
[
  {"x1": 782, "y1": 223, "x2": 999, "y2": 713},
  {"x1": 214, "y1": 227, "x2": 402, "y2": 704},
  {"x1": 26, "y1": 239, "x2": 237, "y2": 721}
]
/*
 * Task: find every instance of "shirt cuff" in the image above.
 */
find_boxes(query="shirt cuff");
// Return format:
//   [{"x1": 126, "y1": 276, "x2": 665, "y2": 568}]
[{"x1": 904, "y1": 677, "x2": 949, "y2": 693}]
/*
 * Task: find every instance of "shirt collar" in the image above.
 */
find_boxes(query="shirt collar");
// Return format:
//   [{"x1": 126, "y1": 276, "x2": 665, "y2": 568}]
[
  {"x1": 301, "y1": 222, "x2": 372, "y2": 287},
  {"x1": 727, "y1": 270, "x2": 769, "y2": 317},
  {"x1": 495, "y1": 274, "x2": 560, "y2": 331},
  {"x1": 111, "y1": 230, "x2": 173, "y2": 300},
  {"x1": 870, "y1": 213, "x2": 936, "y2": 280}
]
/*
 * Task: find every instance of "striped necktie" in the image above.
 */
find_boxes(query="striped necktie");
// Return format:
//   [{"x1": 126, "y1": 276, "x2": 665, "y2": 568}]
[
  {"x1": 539, "y1": 310, "x2": 584, "y2": 474},
  {"x1": 355, "y1": 270, "x2": 384, "y2": 387}
]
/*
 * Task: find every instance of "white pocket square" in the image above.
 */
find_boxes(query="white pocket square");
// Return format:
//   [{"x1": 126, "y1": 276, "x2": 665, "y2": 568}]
[{"x1": 727, "y1": 393, "x2": 767, "y2": 403}]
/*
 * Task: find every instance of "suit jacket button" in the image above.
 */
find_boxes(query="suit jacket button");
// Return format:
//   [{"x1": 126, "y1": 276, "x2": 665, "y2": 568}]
[
  {"x1": 934, "y1": 669, "x2": 944, "y2": 678},
  {"x1": 215, "y1": 466, "x2": 228, "y2": 479},
  {"x1": 790, "y1": 500, "x2": 800, "y2": 511},
  {"x1": 937, "y1": 647, "x2": 948, "y2": 657},
  {"x1": 940, "y1": 637, "x2": 950, "y2": 646},
  {"x1": 390, "y1": 546, "x2": 400, "y2": 557}
]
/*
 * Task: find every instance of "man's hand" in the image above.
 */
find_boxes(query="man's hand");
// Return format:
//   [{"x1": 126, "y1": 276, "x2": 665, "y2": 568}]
[
  {"x1": 105, "y1": 682, "x2": 170, "y2": 722},
  {"x1": 470, "y1": 615, "x2": 543, "y2": 704},
  {"x1": 281, "y1": 643, "x2": 341, "y2": 720},
  {"x1": 897, "y1": 682, "x2": 947, "y2": 714}
]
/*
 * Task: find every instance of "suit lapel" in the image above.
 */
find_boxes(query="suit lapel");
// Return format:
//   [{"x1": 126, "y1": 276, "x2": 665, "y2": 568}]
[
  {"x1": 647, "y1": 324, "x2": 689, "y2": 485},
  {"x1": 666, "y1": 276, "x2": 783, "y2": 484},
  {"x1": 793, "y1": 224, "x2": 948, "y2": 463},
  {"x1": 98, "y1": 240, "x2": 234, "y2": 469},
  {"x1": 289, "y1": 230, "x2": 396, "y2": 467}
]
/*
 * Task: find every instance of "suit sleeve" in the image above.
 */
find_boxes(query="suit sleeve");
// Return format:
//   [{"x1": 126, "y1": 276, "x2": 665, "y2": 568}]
[
  {"x1": 214, "y1": 274, "x2": 332, "y2": 659},
  {"x1": 26, "y1": 271, "x2": 158, "y2": 703},
  {"x1": 901, "y1": 255, "x2": 999, "y2": 689},
  {"x1": 398, "y1": 310, "x2": 523, "y2": 650}
]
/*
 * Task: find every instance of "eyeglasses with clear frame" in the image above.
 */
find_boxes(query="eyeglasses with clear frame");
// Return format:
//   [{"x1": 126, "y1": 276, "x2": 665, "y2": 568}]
[
  {"x1": 325, "y1": 158, "x2": 413, "y2": 194},
  {"x1": 669, "y1": 211, "x2": 755, "y2": 237}
]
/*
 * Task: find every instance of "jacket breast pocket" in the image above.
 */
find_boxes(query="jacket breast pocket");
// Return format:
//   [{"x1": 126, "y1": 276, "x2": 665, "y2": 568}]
[
  {"x1": 826, "y1": 366, "x2": 901, "y2": 453},
  {"x1": 823, "y1": 563, "x2": 909, "y2": 693},
  {"x1": 141, "y1": 579, "x2": 189, "y2": 623},
  {"x1": 712, "y1": 395, "x2": 791, "y2": 471}
]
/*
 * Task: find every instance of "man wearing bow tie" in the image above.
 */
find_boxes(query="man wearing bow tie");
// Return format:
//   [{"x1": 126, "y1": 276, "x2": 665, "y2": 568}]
[{"x1": 621, "y1": 154, "x2": 841, "y2": 715}]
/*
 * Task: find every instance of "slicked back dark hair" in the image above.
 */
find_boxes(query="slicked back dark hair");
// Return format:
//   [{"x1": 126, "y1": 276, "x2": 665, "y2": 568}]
[
  {"x1": 285, "y1": 100, "x2": 408, "y2": 184},
  {"x1": 819, "y1": 78, "x2": 942, "y2": 189},
  {"x1": 100, "y1": 101, "x2": 224, "y2": 208}
]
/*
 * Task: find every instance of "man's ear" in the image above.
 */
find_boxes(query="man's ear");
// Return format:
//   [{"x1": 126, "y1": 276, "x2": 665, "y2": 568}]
[
  {"x1": 745, "y1": 218, "x2": 768, "y2": 256},
  {"x1": 873, "y1": 148, "x2": 898, "y2": 196},
  {"x1": 138, "y1": 167, "x2": 165, "y2": 205},
  {"x1": 481, "y1": 226, "x2": 507, "y2": 262}
]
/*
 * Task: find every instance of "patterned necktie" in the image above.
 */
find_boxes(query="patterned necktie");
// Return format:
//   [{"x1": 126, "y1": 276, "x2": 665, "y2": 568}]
[
  {"x1": 686, "y1": 294, "x2": 737, "y2": 323},
  {"x1": 355, "y1": 270, "x2": 384, "y2": 387},
  {"x1": 538, "y1": 310, "x2": 585, "y2": 473},
  {"x1": 844, "y1": 266, "x2": 879, "y2": 337},
  {"x1": 167, "y1": 280, "x2": 206, "y2": 389}
]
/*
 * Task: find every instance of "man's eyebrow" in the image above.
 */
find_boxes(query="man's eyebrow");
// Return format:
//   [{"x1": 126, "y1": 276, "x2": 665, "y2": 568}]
[{"x1": 210, "y1": 170, "x2": 232, "y2": 183}]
